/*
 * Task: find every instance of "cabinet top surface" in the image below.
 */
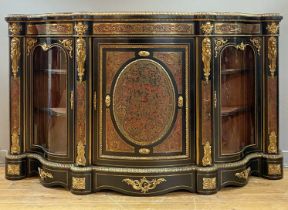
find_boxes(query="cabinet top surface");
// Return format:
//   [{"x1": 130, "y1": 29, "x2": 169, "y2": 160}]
[{"x1": 6, "y1": 11, "x2": 282, "y2": 21}]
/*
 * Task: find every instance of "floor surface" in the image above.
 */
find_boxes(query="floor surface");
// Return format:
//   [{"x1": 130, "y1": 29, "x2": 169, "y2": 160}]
[{"x1": 0, "y1": 167, "x2": 287, "y2": 210}]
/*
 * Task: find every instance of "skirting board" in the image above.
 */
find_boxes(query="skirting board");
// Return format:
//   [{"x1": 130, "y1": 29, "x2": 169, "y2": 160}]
[
  {"x1": 1, "y1": 149, "x2": 288, "y2": 167},
  {"x1": 283, "y1": 150, "x2": 288, "y2": 167},
  {"x1": 0, "y1": 150, "x2": 7, "y2": 165}
]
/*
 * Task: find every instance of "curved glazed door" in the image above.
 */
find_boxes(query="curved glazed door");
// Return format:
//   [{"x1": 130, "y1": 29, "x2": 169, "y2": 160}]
[
  {"x1": 93, "y1": 39, "x2": 195, "y2": 166},
  {"x1": 27, "y1": 38, "x2": 74, "y2": 162},
  {"x1": 215, "y1": 37, "x2": 263, "y2": 162}
]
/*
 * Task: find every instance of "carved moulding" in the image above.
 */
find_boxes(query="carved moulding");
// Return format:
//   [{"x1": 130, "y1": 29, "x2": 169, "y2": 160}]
[
  {"x1": 122, "y1": 177, "x2": 166, "y2": 193},
  {"x1": 202, "y1": 38, "x2": 211, "y2": 82},
  {"x1": 202, "y1": 141, "x2": 212, "y2": 166},
  {"x1": 72, "y1": 177, "x2": 86, "y2": 190},
  {"x1": 7, "y1": 164, "x2": 20, "y2": 175},
  {"x1": 268, "y1": 37, "x2": 277, "y2": 77},
  {"x1": 202, "y1": 177, "x2": 216, "y2": 190},
  {"x1": 268, "y1": 131, "x2": 277, "y2": 154},
  {"x1": 235, "y1": 167, "x2": 251, "y2": 180}
]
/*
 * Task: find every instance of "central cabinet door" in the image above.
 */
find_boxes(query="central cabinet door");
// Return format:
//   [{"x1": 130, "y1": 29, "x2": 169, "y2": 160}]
[{"x1": 93, "y1": 39, "x2": 194, "y2": 166}]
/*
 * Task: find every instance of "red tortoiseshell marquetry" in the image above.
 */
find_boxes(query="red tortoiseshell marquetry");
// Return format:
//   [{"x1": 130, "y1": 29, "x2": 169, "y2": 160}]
[
  {"x1": 10, "y1": 77, "x2": 20, "y2": 137},
  {"x1": 267, "y1": 77, "x2": 277, "y2": 134}
]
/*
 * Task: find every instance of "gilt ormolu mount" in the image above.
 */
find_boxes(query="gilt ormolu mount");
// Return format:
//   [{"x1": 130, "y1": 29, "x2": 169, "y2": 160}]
[{"x1": 5, "y1": 12, "x2": 283, "y2": 195}]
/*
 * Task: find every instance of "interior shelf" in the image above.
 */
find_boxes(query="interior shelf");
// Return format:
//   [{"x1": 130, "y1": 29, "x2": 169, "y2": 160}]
[
  {"x1": 221, "y1": 106, "x2": 251, "y2": 117},
  {"x1": 36, "y1": 107, "x2": 66, "y2": 117},
  {"x1": 221, "y1": 68, "x2": 251, "y2": 75}
]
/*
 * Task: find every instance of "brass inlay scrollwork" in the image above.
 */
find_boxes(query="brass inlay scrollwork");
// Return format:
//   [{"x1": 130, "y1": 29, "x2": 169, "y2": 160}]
[
  {"x1": 139, "y1": 148, "x2": 150, "y2": 154},
  {"x1": 59, "y1": 39, "x2": 73, "y2": 58},
  {"x1": 214, "y1": 39, "x2": 228, "y2": 57},
  {"x1": 93, "y1": 23, "x2": 194, "y2": 35},
  {"x1": 10, "y1": 37, "x2": 21, "y2": 78},
  {"x1": 201, "y1": 22, "x2": 213, "y2": 35},
  {"x1": 26, "y1": 38, "x2": 37, "y2": 55},
  {"x1": 202, "y1": 141, "x2": 212, "y2": 166},
  {"x1": 178, "y1": 96, "x2": 183, "y2": 108},
  {"x1": 268, "y1": 37, "x2": 277, "y2": 77},
  {"x1": 105, "y1": 95, "x2": 111, "y2": 107},
  {"x1": 203, "y1": 177, "x2": 216, "y2": 190},
  {"x1": 10, "y1": 130, "x2": 20, "y2": 154},
  {"x1": 268, "y1": 164, "x2": 281, "y2": 175},
  {"x1": 250, "y1": 38, "x2": 262, "y2": 55},
  {"x1": 268, "y1": 131, "x2": 277, "y2": 154},
  {"x1": 7, "y1": 164, "x2": 20, "y2": 175},
  {"x1": 122, "y1": 177, "x2": 166, "y2": 193},
  {"x1": 235, "y1": 42, "x2": 248, "y2": 51},
  {"x1": 76, "y1": 141, "x2": 86, "y2": 166},
  {"x1": 38, "y1": 168, "x2": 53, "y2": 180},
  {"x1": 27, "y1": 23, "x2": 73, "y2": 35},
  {"x1": 138, "y1": 51, "x2": 150, "y2": 57},
  {"x1": 235, "y1": 167, "x2": 251, "y2": 180},
  {"x1": 9, "y1": 23, "x2": 21, "y2": 35},
  {"x1": 72, "y1": 177, "x2": 86, "y2": 190},
  {"x1": 202, "y1": 38, "x2": 211, "y2": 82},
  {"x1": 266, "y1": 22, "x2": 279, "y2": 34},
  {"x1": 214, "y1": 23, "x2": 261, "y2": 34}
]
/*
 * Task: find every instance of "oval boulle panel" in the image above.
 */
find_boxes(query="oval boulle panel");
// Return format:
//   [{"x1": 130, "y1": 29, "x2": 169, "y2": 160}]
[{"x1": 112, "y1": 59, "x2": 176, "y2": 146}]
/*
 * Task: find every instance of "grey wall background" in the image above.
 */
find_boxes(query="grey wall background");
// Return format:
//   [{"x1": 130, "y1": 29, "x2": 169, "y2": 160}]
[{"x1": 0, "y1": 0, "x2": 287, "y2": 165}]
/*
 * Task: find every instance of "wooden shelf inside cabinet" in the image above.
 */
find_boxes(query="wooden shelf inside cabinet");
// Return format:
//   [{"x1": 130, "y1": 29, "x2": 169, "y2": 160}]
[
  {"x1": 221, "y1": 68, "x2": 251, "y2": 75},
  {"x1": 221, "y1": 106, "x2": 251, "y2": 117},
  {"x1": 36, "y1": 69, "x2": 67, "y2": 74},
  {"x1": 36, "y1": 107, "x2": 66, "y2": 117}
]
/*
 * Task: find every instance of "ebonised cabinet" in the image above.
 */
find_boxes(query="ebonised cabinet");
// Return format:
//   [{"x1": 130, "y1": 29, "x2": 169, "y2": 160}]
[{"x1": 6, "y1": 12, "x2": 283, "y2": 195}]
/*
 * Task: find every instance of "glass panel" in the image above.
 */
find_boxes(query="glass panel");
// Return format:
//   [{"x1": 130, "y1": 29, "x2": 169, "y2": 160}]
[
  {"x1": 220, "y1": 45, "x2": 255, "y2": 154},
  {"x1": 33, "y1": 44, "x2": 68, "y2": 155}
]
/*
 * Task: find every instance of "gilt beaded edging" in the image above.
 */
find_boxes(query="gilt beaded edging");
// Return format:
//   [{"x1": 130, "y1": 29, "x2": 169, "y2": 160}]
[{"x1": 6, "y1": 152, "x2": 282, "y2": 174}]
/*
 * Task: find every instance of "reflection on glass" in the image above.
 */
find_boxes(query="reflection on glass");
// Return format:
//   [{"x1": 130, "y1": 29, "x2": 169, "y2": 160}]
[
  {"x1": 33, "y1": 45, "x2": 68, "y2": 155},
  {"x1": 221, "y1": 46, "x2": 255, "y2": 154}
]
